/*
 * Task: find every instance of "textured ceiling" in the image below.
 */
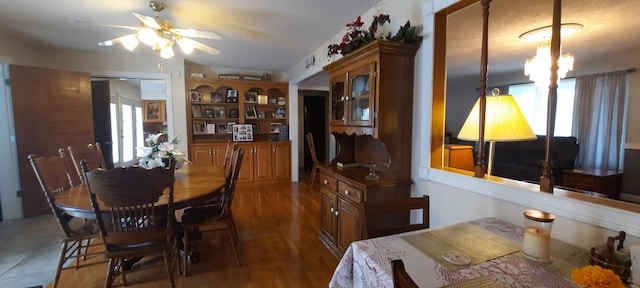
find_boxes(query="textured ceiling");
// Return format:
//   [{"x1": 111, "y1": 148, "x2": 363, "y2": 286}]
[
  {"x1": 447, "y1": 0, "x2": 640, "y2": 79},
  {"x1": 0, "y1": 0, "x2": 379, "y2": 72}
]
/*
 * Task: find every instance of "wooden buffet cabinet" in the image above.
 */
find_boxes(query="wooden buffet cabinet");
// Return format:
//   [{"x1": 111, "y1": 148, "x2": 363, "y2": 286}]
[
  {"x1": 186, "y1": 78, "x2": 291, "y2": 183},
  {"x1": 319, "y1": 40, "x2": 419, "y2": 257}
]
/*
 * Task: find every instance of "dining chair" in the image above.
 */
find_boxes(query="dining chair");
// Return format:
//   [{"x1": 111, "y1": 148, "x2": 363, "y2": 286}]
[
  {"x1": 360, "y1": 195, "x2": 430, "y2": 239},
  {"x1": 306, "y1": 132, "x2": 327, "y2": 186},
  {"x1": 391, "y1": 259, "x2": 419, "y2": 288},
  {"x1": 179, "y1": 147, "x2": 245, "y2": 276},
  {"x1": 82, "y1": 159, "x2": 177, "y2": 288},
  {"x1": 68, "y1": 143, "x2": 107, "y2": 184},
  {"x1": 28, "y1": 153, "x2": 102, "y2": 288}
]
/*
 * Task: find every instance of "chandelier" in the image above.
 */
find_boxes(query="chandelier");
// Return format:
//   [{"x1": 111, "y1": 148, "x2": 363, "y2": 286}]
[{"x1": 520, "y1": 23, "x2": 582, "y2": 88}]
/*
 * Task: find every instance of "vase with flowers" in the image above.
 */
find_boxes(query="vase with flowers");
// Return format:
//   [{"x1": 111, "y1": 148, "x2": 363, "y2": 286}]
[{"x1": 137, "y1": 133, "x2": 190, "y2": 169}]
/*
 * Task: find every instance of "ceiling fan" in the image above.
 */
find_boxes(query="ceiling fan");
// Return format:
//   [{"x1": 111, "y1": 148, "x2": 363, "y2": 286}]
[{"x1": 76, "y1": 1, "x2": 221, "y2": 59}]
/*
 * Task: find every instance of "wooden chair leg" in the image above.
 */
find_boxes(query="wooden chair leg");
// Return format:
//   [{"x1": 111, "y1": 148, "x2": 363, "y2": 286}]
[
  {"x1": 163, "y1": 249, "x2": 176, "y2": 288},
  {"x1": 182, "y1": 228, "x2": 190, "y2": 276},
  {"x1": 309, "y1": 165, "x2": 318, "y2": 186},
  {"x1": 53, "y1": 242, "x2": 68, "y2": 288},
  {"x1": 228, "y1": 222, "x2": 241, "y2": 267}
]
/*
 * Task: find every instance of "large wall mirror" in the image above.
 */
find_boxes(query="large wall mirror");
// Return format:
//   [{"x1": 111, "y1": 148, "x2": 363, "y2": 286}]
[{"x1": 431, "y1": 0, "x2": 640, "y2": 206}]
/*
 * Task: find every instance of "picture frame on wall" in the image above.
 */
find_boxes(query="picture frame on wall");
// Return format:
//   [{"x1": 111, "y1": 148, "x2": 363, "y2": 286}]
[
  {"x1": 245, "y1": 105, "x2": 257, "y2": 118},
  {"x1": 206, "y1": 123, "x2": 216, "y2": 134},
  {"x1": 193, "y1": 120, "x2": 207, "y2": 134},
  {"x1": 191, "y1": 105, "x2": 203, "y2": 118},
  {"x1": 226, "y1": 122, "x2": 236, "y2": 133},
  {"x1": 217, "y1": 123, "x2": 227, "y2": 134},
  {"x1": 204, "y1": 108, "x2": 214, "y2": 118},
  {"x1": 245, "y1": 91, "x2": 258, "y2": 103},
  {"x1": 269, "y1": 123, "x2": 281, "y2": 133},
  {"x1": 210, "y1": 91, "x2": 224, "y2": 103},
  {"x1": 232, "y1": 124, "x2": 254, "y2": 142},
  {"x1": 228, "y1": 108, "x2": 239, "y2": 118},
  {"x1": 226, "y1": 89, "x2": 238, "y2": 103},
  {"x1": 214, "y1": 106, "x2": 226, "y2": 118},
  {"x1": 190, "y1": 90, "x2": 203, "y2": 103},
  {"x1": 258, "y1": 94, "x2": 268, "y2": 104}
]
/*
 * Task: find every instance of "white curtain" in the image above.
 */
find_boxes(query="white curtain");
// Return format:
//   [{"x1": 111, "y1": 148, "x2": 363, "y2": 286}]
[{"x1": 572, "y1": 70, "x2": 628, "y2": 170}]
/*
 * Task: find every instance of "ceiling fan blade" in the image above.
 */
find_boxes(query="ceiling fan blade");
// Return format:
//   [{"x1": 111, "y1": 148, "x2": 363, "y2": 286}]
[
  {"x1": 133, "y1": 12, "x2": 161, "y2": 29},
  {"x1": 98, "y1": 34, "x2": 137, "y2": 46},
  {"x1": 72, "y1": 20, "x2": 139, "y2": 31},
  {"x1": 188, "y1": 38, "x2": 221, "y2": 55},
  {"x1": 174, "y1": 28, "x2": 222, "y2": 40}
]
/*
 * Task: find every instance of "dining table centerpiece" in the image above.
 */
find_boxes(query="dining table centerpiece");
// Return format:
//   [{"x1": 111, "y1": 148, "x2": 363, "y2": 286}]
[{"x1": 137, "y1": 133, "x2": 190, "y2": 169}]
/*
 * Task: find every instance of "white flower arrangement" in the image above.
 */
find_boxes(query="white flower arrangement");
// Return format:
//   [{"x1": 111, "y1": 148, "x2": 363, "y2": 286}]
[{"x1": 137, "y1": 133, "x2": 190, "y2": 169}]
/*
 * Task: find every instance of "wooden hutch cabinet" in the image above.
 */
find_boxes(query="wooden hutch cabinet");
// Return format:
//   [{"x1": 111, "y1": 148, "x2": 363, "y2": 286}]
[
  {"x1": 185, "y1": 78, "x2": 291, "y2": 183},
  {"x1": 319, "y1": 40, "x2": 419, "y2": 257}
]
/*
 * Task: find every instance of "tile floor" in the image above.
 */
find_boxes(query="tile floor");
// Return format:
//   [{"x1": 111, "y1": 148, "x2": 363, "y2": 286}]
[{"x1": 0, "y1": 215, "x2": 59, "y2": 288}]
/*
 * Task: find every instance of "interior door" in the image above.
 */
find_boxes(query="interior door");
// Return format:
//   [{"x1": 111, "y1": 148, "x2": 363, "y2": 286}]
[{"x1": 10, "y1": 65, "x2": 95, "y2": 217}]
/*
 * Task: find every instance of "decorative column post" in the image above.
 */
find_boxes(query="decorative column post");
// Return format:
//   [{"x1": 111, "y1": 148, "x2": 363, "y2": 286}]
[
  {"x1": 540, "y1": 0, "x2": 562, "y2": 192},
  {"x1": 474, "y1": 0, "x2": 492, "y2": 178}
]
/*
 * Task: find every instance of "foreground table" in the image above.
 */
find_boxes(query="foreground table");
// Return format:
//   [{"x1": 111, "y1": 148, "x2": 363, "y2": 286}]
[
  {"x1": 329, "y1": 217, "x2": 588, "y2": 288},
  {"x1": 55, "y1": 164, "x2": 226, "y2": 219}
]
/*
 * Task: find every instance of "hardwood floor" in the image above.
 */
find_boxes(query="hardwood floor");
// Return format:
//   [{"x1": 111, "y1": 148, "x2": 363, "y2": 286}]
[{"x1": 51, "y1": 177, "x2": 339, "y2": 287}]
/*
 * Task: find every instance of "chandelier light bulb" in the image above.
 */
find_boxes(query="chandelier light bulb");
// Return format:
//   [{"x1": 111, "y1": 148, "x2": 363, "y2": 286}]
[{"x1": 524, "y1": 42, "x2": 574, "y2": 88}]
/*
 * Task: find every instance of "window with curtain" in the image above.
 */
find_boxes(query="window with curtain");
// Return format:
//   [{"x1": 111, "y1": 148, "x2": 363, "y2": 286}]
[{"x1": 509, "y1": 78, "x2": 576, "y2": 136}]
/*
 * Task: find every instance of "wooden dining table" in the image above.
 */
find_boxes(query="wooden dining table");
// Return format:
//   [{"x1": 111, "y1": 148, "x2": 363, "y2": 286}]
[{"x1": 55, "y1": 164, "x2": 226, "y2": 219}]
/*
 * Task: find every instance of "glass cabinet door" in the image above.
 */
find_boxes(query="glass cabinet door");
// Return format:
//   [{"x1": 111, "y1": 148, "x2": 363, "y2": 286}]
[
  {"x1": 347, "y1": 63, "x2": 375, "y2": 127},
  {"x1": 329, "y1": 75, "x2": 346, "y2": 125}
]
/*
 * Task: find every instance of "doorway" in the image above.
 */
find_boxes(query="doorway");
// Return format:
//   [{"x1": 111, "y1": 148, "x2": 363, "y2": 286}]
[{"x1": 302, "y1": 90, "x2": 328, "y2": 170}]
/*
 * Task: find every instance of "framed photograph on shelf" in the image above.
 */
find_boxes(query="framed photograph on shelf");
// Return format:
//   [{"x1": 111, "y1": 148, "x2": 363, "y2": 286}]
[
  {"x1": 210, "y1": 91, "x2": 224, "y2": 103},
  {"x1": 258, "y1": 95, "x2": 268, "y2": 104},
  {"x1": 269, "y1": 123, "x2": 281, "y2": 133},
  {"x1": 245, "y1": 106, "x2": 257, "y2": 118},
  {"x1": 268, "y1": 98, "x2": 278, "y2": 104},
  {"x1": 214, "y1": 106, "x2": 226, "y2": 118},
  {"x1": 226, "y1": 122, "x2": 236, "y2": 133},
  {"x1": 217, "y1": 123, "x2": 227, "y2": 134},
  {"x1": 257, "y1": 110, "x2": 266, "y2": 118},
  {"x1": 228, "y1": 108, "x2": 239, "y2": 118},
  {"x1": 193, "y1": 120, "x2": 207, "y2": 134},
  {"x1": 226, "y1": 89, "x2": 238, "y2": 103},
  {"x1": 275, "y1": 106, "x2": 286, "y2": 118},
  {"x1": 247, "y1": 121, "x2": 259, "y2": 133},
  {"x1": 204, "y1": 108, "x2": 214, "y2": 118},
  {"x1": 190, "y1": 90, "x2": 203, "y2": 103},
  {"x1": 277, "y1": 97, "x2": 286, "y2": 105},
  {"x1": 191, "y1": 105, "x2": 203, "y2": 118},
  {"x1": 206, "y1": 123, "x2": 216, "y2": 134},
  {"x1": 245, "y1": 91, "x2": 258, "y2": 103},
  {"x1": 232, "y1": 124, "x2": 254, "y2": 142}
]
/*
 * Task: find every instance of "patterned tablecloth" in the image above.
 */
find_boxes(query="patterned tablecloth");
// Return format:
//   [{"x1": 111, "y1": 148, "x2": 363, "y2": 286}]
[{"x1": 328, "y1": 217, "x2": 585, "y2": 288}]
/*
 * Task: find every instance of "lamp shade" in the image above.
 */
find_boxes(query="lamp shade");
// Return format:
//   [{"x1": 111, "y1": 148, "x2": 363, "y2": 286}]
[{"x1": 458, "y1": 95, "x2": 536, "y2": 142}]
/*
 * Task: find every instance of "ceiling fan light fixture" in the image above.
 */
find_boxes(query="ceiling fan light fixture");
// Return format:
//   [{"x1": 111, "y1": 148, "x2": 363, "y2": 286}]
[
  {"x1": 176, "y1": 38, "x2": 195, "y2": 55},
  {"x1": 524, "y1": 42, "x2": 574, "y2": 87},
  {"x1": 138, "y1": 27, "x2": 159, "y2": 45},
  {"x1": 121, "y1": 35, "x2": 139, "y2": 51},
  {"x1": 160, "y1": 46, "x2": 174, "y2": 59}
]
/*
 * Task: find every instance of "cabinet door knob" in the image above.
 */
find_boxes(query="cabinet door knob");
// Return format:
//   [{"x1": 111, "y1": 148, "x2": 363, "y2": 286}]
[
  {"x1": 212, "y1": 149, "x2": 216, "y2": 155},
  {"x1": 340, "y1": 96, "x2": 345, "y2": 101},
  {"x1": 330, "y1": 207, "x2": 334, "y2": 213},
  {"x1": 345, "y1": 96, "x2": 350, "y2": 101},
  {"x1": 323, "y1": 180, "x2": 329, "y2": 185},
  {"x1": 344, "y1": 190, "x2": 349, "y2": 195},
  {"x1": 334, "y1": 211, "x2": 339, "y2": 216}
]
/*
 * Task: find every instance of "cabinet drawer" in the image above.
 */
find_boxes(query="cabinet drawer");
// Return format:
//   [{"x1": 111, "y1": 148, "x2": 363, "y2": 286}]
[
  {"x1": 337, "y1": 182, "x2": 363, "y2": 203},
  {"x1": 319, "y1": 173, "x2": 338, "y2": 191},
  {"x1": 566, "y1": 175, "x2": 595, "y2": 190}
]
